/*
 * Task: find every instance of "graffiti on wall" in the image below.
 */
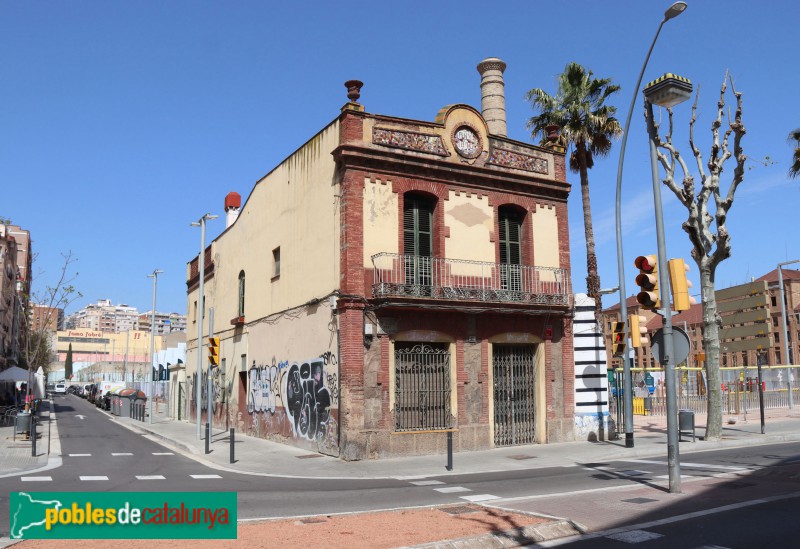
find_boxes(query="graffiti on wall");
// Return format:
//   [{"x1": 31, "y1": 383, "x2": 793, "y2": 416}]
[{"x1": 246, "y1": 353, "x2": 338, "y2": 448}]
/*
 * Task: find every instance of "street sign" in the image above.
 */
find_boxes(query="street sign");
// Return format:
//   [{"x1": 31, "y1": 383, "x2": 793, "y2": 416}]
[
  {"x1": 715, "y1": 280, "x2": 768, "y2": 301},
  {"x1": 721, "y1": 337, "x2": 773, "y2": 353},
  {"x1": 717, "y1": 294, "x2": 769, "y2": 314},
  {"x1": 650, "y1": 326, "x2": 691, "y2": 365},
  {"x1": 719, "y1": 322, "x2": 771, "y2": 340},
  {"x1": 721, "y1": 309, "x2": 769, "y2": 326}
]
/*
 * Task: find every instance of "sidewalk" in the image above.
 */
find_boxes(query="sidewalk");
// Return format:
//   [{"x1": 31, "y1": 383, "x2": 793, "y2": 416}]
[
  {"x1": 0, "y1": 400, "x2": 53, "y2": 478},
  {"x1": 115, "y1": 407, "x2": 800, "y2": 480}
]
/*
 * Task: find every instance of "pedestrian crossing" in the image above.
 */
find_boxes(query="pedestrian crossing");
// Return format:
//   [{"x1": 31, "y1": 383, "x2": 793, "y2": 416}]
[
  {"x1": 66, "y1": 452, "x2": 174, "y2": 457},
  {"x1": 405, "y1": 478, "x2": 499, "y2": 502}
]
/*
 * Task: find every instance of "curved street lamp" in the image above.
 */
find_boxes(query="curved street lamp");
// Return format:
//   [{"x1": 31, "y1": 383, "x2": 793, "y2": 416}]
[{"x1": 613, "y1": 1, "x2": 688, "y2": 450}]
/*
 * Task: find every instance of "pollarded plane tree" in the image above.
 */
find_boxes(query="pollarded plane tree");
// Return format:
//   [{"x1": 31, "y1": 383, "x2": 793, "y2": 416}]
[{"x1": 649, "y1": 71, "x2": 746, "y2": 441}]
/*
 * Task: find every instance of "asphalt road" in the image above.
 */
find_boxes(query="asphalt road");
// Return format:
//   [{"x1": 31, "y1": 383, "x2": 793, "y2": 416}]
[{"x1": 3, "y1": 394, "x2": 800, "y2": 544}]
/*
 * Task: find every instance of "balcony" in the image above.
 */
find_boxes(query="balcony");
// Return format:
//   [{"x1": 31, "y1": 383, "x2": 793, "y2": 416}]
[{"x1": 371, "y1": 253, "x2": 571, "y2": 307}]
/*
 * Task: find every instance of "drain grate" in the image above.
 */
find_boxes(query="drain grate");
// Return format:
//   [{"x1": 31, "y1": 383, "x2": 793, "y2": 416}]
[
  {"x1": 298, "y1": 517, "x2": 327, "y2": 524},
  {"x1": 507, "y1": 454, "x2": 536, "y2": 460},
  {"x1": 295, "y1": 454, "x2": 324, "y2": 459},
  {"x1": 621, "y1": 497, "x2": 658, "y2": 504},
  {"x1": 440, "y1": 505, "x2": 479, "y2": 515},
  {"x1": 722, "y1": 482, "x2": 756, "y2": 489}
]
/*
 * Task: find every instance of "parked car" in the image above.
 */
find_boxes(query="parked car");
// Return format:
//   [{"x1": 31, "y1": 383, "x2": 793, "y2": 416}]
[
  {"x1": 54, "y1": 383, "x2": 66, "y2": 394},
  {"x1": 82, "y1": 384, "x2": 93, "y2": 398},
  {"x1": 46, "y1": 383, "x2": 56, "y2": 396}
]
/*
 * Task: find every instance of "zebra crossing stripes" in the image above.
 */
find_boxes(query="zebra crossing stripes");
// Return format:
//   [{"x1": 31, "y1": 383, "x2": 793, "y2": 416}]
[
  {"x1": 16, "y1": 474, "x2": 225, "y2": 482},
  {"x1": 80, "y1": 476, "x2": 109, "y2": 481},
  {"x1": 190, "y1": 474, "x2": 222, "y2": 479},
  {"x1": 20, "y1": 476, "x2": 52, "y2": 482},
  {"x1": 136, "y1": 475, "x2": 166, "y2": 480}
]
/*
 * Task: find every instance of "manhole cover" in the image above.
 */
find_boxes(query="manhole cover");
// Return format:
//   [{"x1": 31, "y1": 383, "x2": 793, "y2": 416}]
[
  {"x1": 621, "y1": 497, "x2": 658, "y2": 504},
  {"x1": 440, "y1": 505, "x2": 479, "y2": 515},
  {"x1": 507, "y1": 454, "x2": 536, "y2": 460},
  {"x1": 295, "y1": 454, "x2": 324, "y2": 459}
]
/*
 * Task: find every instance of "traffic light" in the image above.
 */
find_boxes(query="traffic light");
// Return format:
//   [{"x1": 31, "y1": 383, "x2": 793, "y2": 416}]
[
  {"x1": 668, "y1": 258, "x2": 697, "y2": 311},
  {"x1": 629, "y1": 314, "x2": 648, "y2": 348},
  {"x1": 208, "y1": 337, "x2": 220, "y2": 366},
  {"x1": 634, "y1": 255, "x2": 661, "y2": 309},
  {"x1": 611, "y1": 321, "x2": 626, "y2": 357}
]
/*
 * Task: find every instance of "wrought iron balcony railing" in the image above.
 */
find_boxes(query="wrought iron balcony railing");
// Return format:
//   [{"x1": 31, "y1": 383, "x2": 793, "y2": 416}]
[{"x1": 371, "y1": 253, "x2": 572, "y2": 306}]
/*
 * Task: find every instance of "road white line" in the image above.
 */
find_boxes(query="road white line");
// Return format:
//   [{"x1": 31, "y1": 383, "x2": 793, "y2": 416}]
[
  {"x1": 618, "y1": 470, "x2": 651, "y2": 477},
  {"x1": 136, "y1": 475, "x2": 166, "y2": 480},
  {"x1": 433, "y1": 486, "x2": 471, "y2": 493},
  {"x1": 190, "y1": 474, "x2": 222, "y2": 479},
  {"x1": 21, "y1": 476, "x2": 52, "y2": 482},
  {"x1": 410, "y1": 480, "x2": 445, "y2": 486},
  {"x1": 654, "y1": 474, "x2": 695, "y2": 480},
  {"x1": 68, "y1": 453, "x2": 91, "y2": 457},
  {"x1": 112, "y1": 453, "x2": 133, "y2": 456},
  {"x1": 152, "y1": 452, "x2": 174, "y2": 456},
  {"x1": 626, "y1": 459, "x2": 749, "y2": 471},
  {"x1": 460, "y1": 494, "x2": 500, "y2": 502},
  {"x1": 80, "y1": 476, "x2": 109, "y2": 481}
]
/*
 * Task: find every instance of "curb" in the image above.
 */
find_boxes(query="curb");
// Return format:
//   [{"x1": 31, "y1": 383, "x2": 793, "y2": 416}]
[{"x1": 408, "y1": 519, "x2": 583, "y2": 548}]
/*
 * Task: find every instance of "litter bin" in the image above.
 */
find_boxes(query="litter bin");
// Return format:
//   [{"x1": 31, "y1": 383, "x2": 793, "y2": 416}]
[
  {"x1": 14, "y1": 412, "x2": 32, "y2": 440},
  {"x1": 678, "y1": 409, "x2": 695, "y2": 442},
  {"x1": 119, "y1": 389, "x2": 145, "y2": 418}
]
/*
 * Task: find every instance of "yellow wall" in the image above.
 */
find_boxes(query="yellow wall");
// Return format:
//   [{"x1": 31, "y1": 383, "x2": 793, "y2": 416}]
[
  {"x1": 532, "y1": 204, "x2": 560, "y2": 279},
  {"x1": 363, "y1": 177, "x2": 399, "y2": 264},
  {"x1": 445, "y1": 191, "x2": 494, "y2": 275}
]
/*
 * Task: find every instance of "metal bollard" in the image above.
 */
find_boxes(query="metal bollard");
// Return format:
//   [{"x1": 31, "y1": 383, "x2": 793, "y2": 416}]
[
  {"x1": 31, "y1": 416, "x2": 37, "y2": 457},
  {"x1": 230, "y1": 428, "x2": 235, "y2": 463},
  {"x1": 446, "y1": 431, "x2": 453, "y2": 471},
  {"x1": 205, "y1": 422, "x2": 210, "y2": 454}
]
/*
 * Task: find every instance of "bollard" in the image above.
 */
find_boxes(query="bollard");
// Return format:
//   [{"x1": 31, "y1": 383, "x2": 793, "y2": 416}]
[
  {"x1": 31, "y1": 416, "x2": 37, "y2": 457},
  {"x1": 230, "y1": 428, "x2": 235, "y2": 463},
  {"x1": 446, "y1": 431, "x2": 453, "y2": 471},
  {"x1": 205, "y1": 422, "x2": 210, "y2": 454}
]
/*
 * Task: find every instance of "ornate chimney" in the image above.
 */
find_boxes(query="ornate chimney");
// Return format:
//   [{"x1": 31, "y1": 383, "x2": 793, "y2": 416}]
[
  {"x1": 224, "y1": 192, "x2": 241, "y2": 228},
  {"x1": 476, "y1": 57, "x2": 508, "y2": 137}
]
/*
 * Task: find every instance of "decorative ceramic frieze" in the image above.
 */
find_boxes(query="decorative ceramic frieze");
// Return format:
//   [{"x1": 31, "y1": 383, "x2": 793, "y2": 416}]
[
  {"x1": 488, "y1": 147, "x2": 549, "y2": 174},
  {"x1": 372, "y1": 127, "x2": 449, "y2": 156}
]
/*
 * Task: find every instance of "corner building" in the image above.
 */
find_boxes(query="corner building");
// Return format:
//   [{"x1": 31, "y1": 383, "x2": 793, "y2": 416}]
[{"x1": 187, "y1": 59, "x2": 575, "y2": 459}]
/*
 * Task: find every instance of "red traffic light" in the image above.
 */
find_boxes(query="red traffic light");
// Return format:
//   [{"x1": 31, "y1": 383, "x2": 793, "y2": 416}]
[{"x1": 634, "y1": 255, "x2": 657, "y2": 272}]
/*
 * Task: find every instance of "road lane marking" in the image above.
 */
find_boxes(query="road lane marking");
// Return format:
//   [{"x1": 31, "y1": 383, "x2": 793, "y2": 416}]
[
  {"x1": 460, "y1": 494, "x2": 500, "y2": 502},
  {"x1": 434, "y1": 486, "x2": 471, "y2": 493},
  {"x1": 21, "y1": 477, "x2": 52, "y2": 482},
  {"x1": 80, "y1": 476, "x2": 109, "y2": 481},
  {"x1": 410, "y1": 480, "x2": 445, "y2": 486},
  {"x1": 112, "y1": 453, "x2": 133, "y2": 456},
  {"x1": 626, "y1": 459, "x2": 748, "y2": 471},
  {"x1": 190, "y1": 474, "x2": 222, "y2": 479},
  {"x1": 68, "y1": 454, "x2": 91, "y2": 457},
  {"x1": 152, "y1": 452, "x2": 174, "y2": 456},
  {"x1": 136, "y1": 475, "x2": 166, "y2": 480}
]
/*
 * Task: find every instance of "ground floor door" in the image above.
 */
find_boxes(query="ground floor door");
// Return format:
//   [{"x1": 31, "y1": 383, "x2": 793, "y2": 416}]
[{"x1": 493, "y1": 344, "x2": 536, "y2": 446}]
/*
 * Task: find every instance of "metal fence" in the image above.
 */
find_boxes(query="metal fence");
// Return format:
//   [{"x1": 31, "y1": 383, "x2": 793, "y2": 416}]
[{"x1": 610, "y1": 365, "x2": 800, "y2": 418}]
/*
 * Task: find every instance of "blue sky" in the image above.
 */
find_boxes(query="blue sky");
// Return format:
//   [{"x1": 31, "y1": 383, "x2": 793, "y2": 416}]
[{"x1": 1, "y1": 1, "x2": 798, "y2": 315}]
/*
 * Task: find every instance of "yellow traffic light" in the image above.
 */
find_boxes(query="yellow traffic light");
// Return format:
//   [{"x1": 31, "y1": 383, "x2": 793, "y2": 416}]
[
  {"x1": 208, "y1": 336, "x2": 220, "y2": 366},
  {"x1": 628, "y1": 314, "x2": 648, "y2": 348},
  {"x1": 611, "y1": 321, "x2": 626, "y2": 357},
  {"x1": 634, "y1": 255, "x2": 661, "y2": 309},
  {"x1": 668, "y1": 258, "x2": 697, "y2": 311}
]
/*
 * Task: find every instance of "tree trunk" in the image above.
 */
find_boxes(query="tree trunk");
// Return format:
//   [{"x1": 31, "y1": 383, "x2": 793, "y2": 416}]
[
  {"x1": 700, "y1": 265, "x2": 723, "y2": 440},
  {"x1": 575, "y1": 145, "x2": 602, "y2": 324}
]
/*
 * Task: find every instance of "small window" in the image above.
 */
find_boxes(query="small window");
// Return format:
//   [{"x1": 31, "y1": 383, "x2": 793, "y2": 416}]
[
  {"x1": 772, "y1": 296, "x2": 777, "y2": 307},
  {"x1": 241, "y1": 354, "x2": 247, "y2": 372},
  {"x1": 272, "y1": 247, "x2": 281, "y2": 279},
  {"x1": 238, "y1": 270, "x2": 245, "y2": 317},
  {"x1": 193, "y1": 301, "x2": 198, "y2": 324}
]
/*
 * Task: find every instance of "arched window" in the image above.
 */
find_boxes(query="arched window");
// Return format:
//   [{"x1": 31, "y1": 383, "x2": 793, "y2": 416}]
[{"x1": 238, "y1": 270, "x2": 245, "y2": 317}]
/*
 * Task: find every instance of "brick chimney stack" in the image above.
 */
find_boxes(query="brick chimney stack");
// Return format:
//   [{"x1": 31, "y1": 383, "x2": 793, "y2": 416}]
[{"x1": 477, "y1": 57, "x2": 508, "y2": 137}]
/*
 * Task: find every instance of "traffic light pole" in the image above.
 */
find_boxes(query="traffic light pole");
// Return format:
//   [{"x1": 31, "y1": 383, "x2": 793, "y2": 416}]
[
  {"x1": 646, "y1": 99, "x2": 681, "y2": 494},
  {"x1": 207, "y1": 308, "x2": 215, "y2": 439}
]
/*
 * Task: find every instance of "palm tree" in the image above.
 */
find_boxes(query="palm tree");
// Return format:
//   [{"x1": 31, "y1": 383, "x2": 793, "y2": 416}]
[
  {"x1": 789, "y1": 128, "x2": 800, "y2": 179},
  {"x1": 526, "y1": 62, "x2": 622, "y2": 322}
]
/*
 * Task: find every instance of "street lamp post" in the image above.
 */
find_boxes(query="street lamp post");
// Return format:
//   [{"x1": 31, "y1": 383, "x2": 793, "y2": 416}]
[
  {"x1": 147, "y1": 269, "x2": 163, "y2": 424},
  {"x1": 644, "y1": 73, "x2": 693, "y2": 494},
  {"x1": 191, "y1": 213, "x2": 217, "y2": 440},
  {"x1": 778, "y1": 259, "x2": 800, "y2": 408},
  {"x1": 614, "y1": 1, "x2": 687, "y2": 449}
]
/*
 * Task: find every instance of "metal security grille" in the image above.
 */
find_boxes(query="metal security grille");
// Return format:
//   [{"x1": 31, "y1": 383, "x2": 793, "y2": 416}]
[
  {"x1": 395, "y1": 343, "x2": 451, "y2": 431},
  {"x1": 493, "y1": 345, "x2": 536, "y2": 446}
]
